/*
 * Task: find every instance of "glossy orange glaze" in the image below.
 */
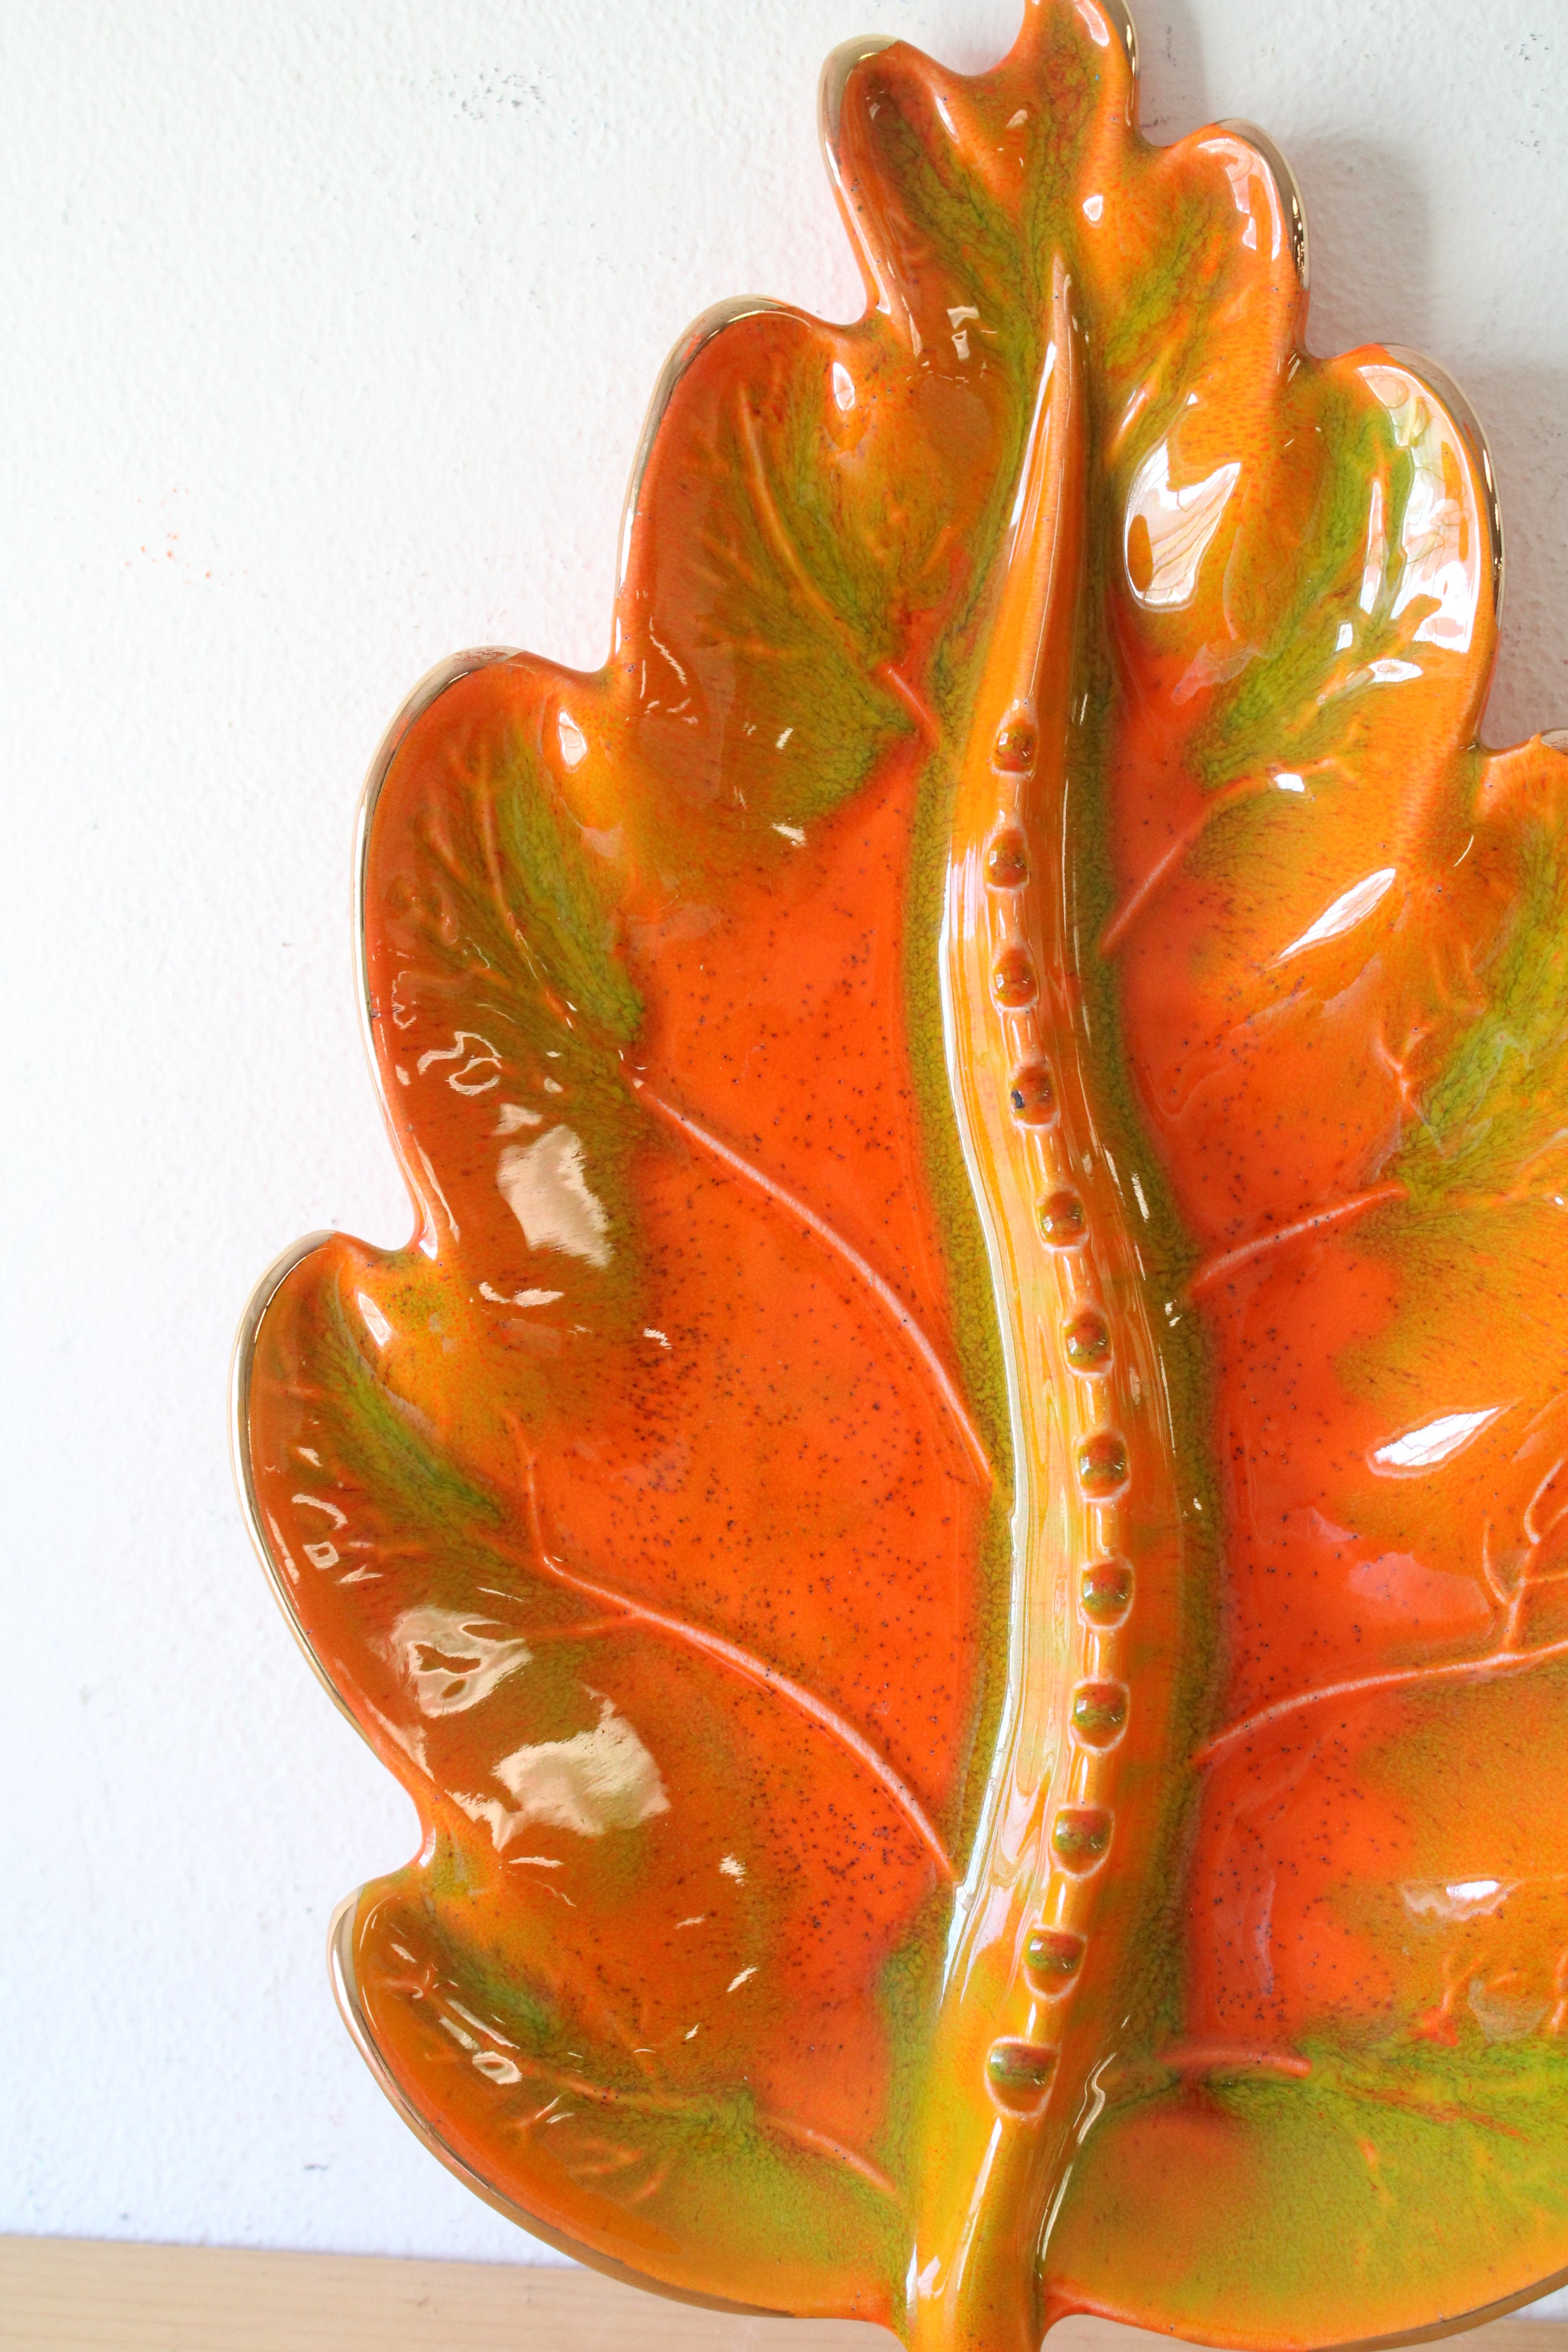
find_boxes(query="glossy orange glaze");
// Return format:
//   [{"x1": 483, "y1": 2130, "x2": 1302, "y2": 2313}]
[
  {"x1": 239, "y1": 1, "x2": 1568, "y2": 2344},
  {"x1": 248, "y1": 659, "x2": 992, "y2": 2314}
]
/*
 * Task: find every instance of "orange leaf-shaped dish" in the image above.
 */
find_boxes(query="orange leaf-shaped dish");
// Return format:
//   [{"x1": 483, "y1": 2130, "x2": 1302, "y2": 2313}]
[{"x1": 235, "y1": 4, "x2": 1568, "y2": 2343}]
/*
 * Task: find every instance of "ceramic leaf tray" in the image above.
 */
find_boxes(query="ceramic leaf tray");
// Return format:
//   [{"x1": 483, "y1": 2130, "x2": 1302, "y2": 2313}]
[{"x1": 235, "y1": 2, "x2": 1568, "y2": 2344}]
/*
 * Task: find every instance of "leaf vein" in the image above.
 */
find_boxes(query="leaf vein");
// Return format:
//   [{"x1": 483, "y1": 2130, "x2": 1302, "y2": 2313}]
[
  {"x1": 629, "y1": 1074, "x2": 991, "y2": 1487},
  {"x1": 510, "y1": 1439, "x2": 956, "y2": 1881}
]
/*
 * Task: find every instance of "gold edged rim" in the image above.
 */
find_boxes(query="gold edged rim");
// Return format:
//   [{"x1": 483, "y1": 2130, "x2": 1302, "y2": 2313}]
[
  {"x1": 327, "y1": 1894, "x2": 776, "y2": 2319},
  {"x1": 1099, "y1": 0, "x2": 1139, "y2": 80},
  {"x1": 614, "y1": 296, "x2": 790, "y2": 605},
  {"x1": 233, "y1": 645, "x2": 523, "y2": 1716},
  {"x1": 816, "y1": 38, "x2": 903, "y2": 339},
  {"x1": 818, "y1": 32, "x2": 894, "y2": 161},
  {"x1": 1383, "y1": 342, "x2": 1506, "y2": 629},
  {"x1": 1319, "y1": 2259, "x2": 1568, "y2": 2352},
  {"x1": 1073, "y1": 2253, "x2": 1568, "y2": 2352},
  {"x1": 1215, "y1": 117, "x2": 1310, "y2": 293},
  {"x1": 352, "y1": 646, "x2": 521, "y2": 1063},
  {"x1": 230, "y1": 1226, "x2": 357, "y2": 1731}
]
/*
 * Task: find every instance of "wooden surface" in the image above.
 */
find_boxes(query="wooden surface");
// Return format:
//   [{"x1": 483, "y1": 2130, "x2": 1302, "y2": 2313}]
[{"x1": 0, "y1": 2242, "x2": 1563, "y2": 2352}]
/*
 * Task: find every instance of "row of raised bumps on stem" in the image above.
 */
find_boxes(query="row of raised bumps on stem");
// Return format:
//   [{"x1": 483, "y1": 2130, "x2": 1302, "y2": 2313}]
[{"x1": 982, "y1": 710, "x2": 1133, "y2": 2123}]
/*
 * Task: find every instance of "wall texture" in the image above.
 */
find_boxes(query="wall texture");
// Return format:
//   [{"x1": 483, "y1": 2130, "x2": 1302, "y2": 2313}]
[{"x1": 4, "y1": 0, "x2": 1568, "y2": 2276}]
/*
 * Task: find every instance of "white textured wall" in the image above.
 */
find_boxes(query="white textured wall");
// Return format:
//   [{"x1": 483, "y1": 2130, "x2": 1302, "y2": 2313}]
[{"x1": 4, "y1": 0, "x2": 1568, "y2": 2273}]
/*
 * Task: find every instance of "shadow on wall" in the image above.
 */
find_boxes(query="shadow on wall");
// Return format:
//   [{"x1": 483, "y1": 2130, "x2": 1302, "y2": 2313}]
[
  {"x1": 1467, "y1": 363, "x2": 1568, "y2": 747},
  {"x1": 1132, "y1": 0, "x2": 1208, "y2": 141},
  {"x1": 1292, "y1": 133, "x2": 1433, "y2": 357}
]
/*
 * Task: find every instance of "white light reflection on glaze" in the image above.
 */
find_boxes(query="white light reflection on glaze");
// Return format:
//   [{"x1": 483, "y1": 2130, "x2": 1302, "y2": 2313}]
[
  {"x1": 1363, "y1": 364, "x2": 1482, "y2": 654},
  {"x1": 460, "y1": 1696, "x2": 669, "y2": 1847},
  {"x1": 948, "y1": 303, "x2": 979, "y2": 361},
  {"x1": 497, "y1": 1125, "x2": 612, "y2": 1268},
  {"x1": 557, "y1": 708, "x2": 588, "y2": 769},
  {"x1": 388, "y1": 1605, "x2": 534, "y2": 1716},
  {"x1": 293, "y1": 1492, "x2": 346, "y2": 1573},
  {"x1": 1358, "y1": 477, "x2": 1386, "y2": 611},
  {"x1": 473, "y1": 2050, "x2": 524, "y2": 2083},
  {"x1": 1366, "y1": 657, "x2": 1422, "y2": 685},
  {"x1": 1468, "y1": 1981, "x2": 1550, "y2": 2043},
  {"x1": 357, "y1": 1290, "x2": 393, "y2": 1348},
  {"x1": 1276, "y1": 866, "x2": 1396, "y2": 961},
  {"x1": 1123, "y1": 440, "x2": 1242, "y2": 610},
  {"x1": 1402, "y1": 1876, "x2": 1511, "y2": 1923},
  {"x1": 1371, "y1": 1406, "x2": 1504, "y2": 1475},
  {"x1": 417, "y1": 1031, "x2": 503, "y2": 1094}
]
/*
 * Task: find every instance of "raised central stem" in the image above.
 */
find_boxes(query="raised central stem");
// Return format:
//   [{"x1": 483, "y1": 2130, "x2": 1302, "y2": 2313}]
[{"x1": 910, "y1": 257, "x2": 1182, "y2": 2352}]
